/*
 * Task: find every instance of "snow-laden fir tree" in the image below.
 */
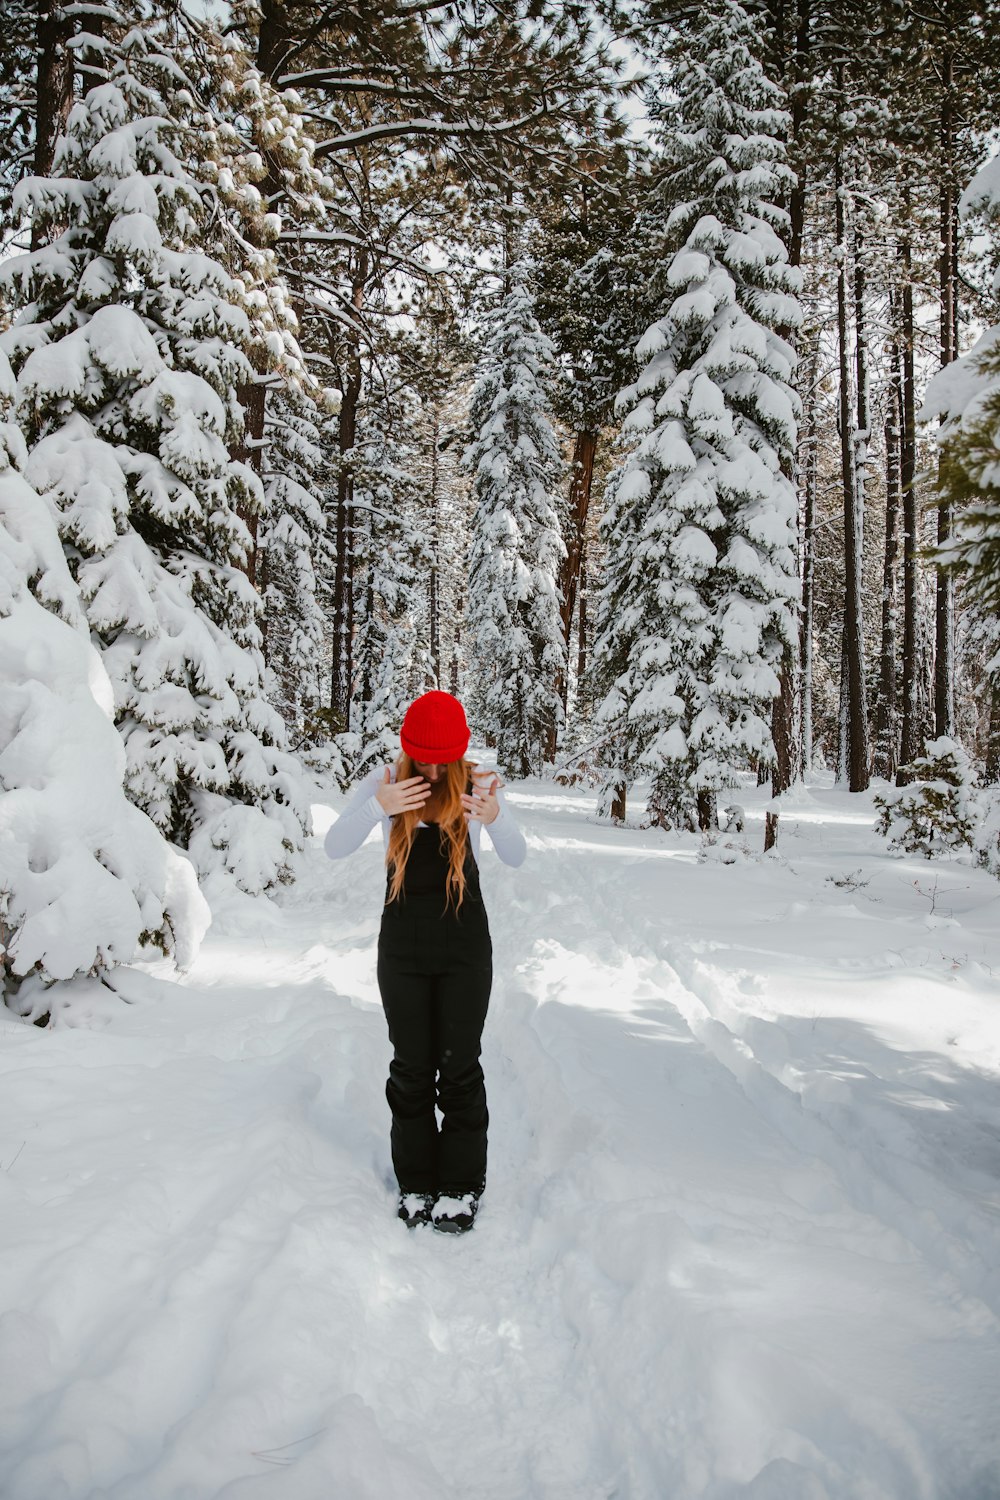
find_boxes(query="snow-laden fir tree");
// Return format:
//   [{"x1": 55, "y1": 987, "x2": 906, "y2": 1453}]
[
  {"x1": 462, "y1": 259, "x2": 567, "y2": 778},
  {"x1": 259, "y1": 385, "x2": 332, "y2": 740},
  {"x1": 922, "y1": 147, "x2": 1000, "y2": 780},
  {"x1": 191, "y1": 23, "x2": 339, "y2": 748},
  {"x1": 349, "y1": 412, "x2": 432, "y2": 778},
  {"x1": 590, "y1": 0, "x2": 801, "y2": 830},
  {"x1": 0, "y1": 17, "x2": 312, "y2": 899},
  {"x1": 0, "y1": 351, "x2": 210, "y2": 1025}
]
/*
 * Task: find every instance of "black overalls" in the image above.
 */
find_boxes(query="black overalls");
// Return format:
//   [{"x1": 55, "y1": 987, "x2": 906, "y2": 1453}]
[{"x1": 376, "y1": 815, "x2": 493, "y2": 1198}]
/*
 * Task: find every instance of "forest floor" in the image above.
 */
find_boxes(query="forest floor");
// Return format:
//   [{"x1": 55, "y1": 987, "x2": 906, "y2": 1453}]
[{"x1": 2, "y1": 770, "x2": 1000, "y2": 1500}]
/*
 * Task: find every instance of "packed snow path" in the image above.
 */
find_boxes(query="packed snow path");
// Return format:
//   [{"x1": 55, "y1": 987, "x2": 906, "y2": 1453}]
[{"x1": 3, "y1": 776, "x2": 1000, "y2": 1500}]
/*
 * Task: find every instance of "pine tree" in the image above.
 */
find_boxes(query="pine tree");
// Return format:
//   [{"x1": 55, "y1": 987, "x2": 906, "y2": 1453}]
[
  {"x1": 0, "y1": 18, "x2": 311, "y2": 898},
  {"x1": 531, "y1": 131, "x2": 649, "y2": 721},
  {"x1": 259, "y1": 385, "x2": 334, "y2": 742},
  {"x1": 591, "y1": 0, "x2": 801, "y2": 832},
  {"x1": 0, "y1": 350, "x2": 209, "y2": 1024},
  {"x1": 923, "y1": 147, "x2": 1000, "y2": 779},
  {"x1": 350, "y1": 413, "x2": 431, "y2": 777},
  {"x1": 185, "y1": 16, "x2": 338, "y2": 712},
  {"x1": 463, "y1": 260, "x2": 567, "y2": 778}
]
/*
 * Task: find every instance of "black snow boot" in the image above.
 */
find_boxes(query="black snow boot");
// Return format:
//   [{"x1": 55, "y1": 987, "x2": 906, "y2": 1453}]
[
  {"x1": 431, "y1": 1188, "x2": 482, "y2": 1234},
  {"x1": 397, "y1": 1190, "x2": 435, "y2": 1228}
]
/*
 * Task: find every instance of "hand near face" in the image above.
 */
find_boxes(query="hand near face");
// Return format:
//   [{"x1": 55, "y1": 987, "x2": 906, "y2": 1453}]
[
  {"x1": 374, "y1": 767, "x2": 432, "y2": 816},
  {"x1": 461, "y1": 768, "x2": 504, "y2": 825}
]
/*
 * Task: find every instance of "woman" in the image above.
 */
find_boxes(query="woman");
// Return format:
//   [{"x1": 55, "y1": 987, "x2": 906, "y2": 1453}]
[{"x1": 325, "y1": 690, "x2": 526, "y2": 1233}]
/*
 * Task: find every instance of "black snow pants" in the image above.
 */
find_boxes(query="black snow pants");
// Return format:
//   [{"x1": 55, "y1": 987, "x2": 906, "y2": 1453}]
[{"x1": 376, "y1": 824, "x2": 493, "y2": 1196}]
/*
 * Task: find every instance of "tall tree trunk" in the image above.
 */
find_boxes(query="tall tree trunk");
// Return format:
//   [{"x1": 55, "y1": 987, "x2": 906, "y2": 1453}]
[
  {"x1": 898, "y1": 180, "x2": 921, "y2": 779},
  {"x1": 786, "y1": 0, "x2": 810, "y2": 271},
  {"x1": 449, "y1": 621, "x2": 462, "y2": 698},
  {"x1": 256, "y1": 0, "x2": 292, "y2": 82},
  {"x1": 835, "y1": 136, "x2": 869, "y2": 791},
  {"x1": 556, "y1": 426, "x2": 597, "y2": 712},
  {"x1": 769, "y1": 0, "x2": 810, "y2": 812},
  {"x1": 985, "y1": 686, "x2": 1000, "y2": 785},
  {"x1": 577, "y1": 547, "x2": 588, "y2": 688},
  {"x1": 874, "y1": 338, "x2": 902, "y2": 779},
  {"x1": 935, "y1": 50, "x2": 958, "y2": 738},
  {"x1": 429, "y1": 403, "x2": 441, "y2": 686},
  {"x1": 34, "y1": 0, "x2": 74, "y2": 233},
  {"x1": 771, "y1": 650, "x2": 795, "y2": 795},
  {"x1": 231, "y1": 379, "x2": 265, "y2": 593},
  {"x1": 799, "y1": 341, "x2": 819, "y2": 776},
  {"x1": 359, "y1": 577, "x2": 376, "y2": 703},
  {"x1": 331, "y1": 252, "x2": 367, "y2": 729},
  {"x1": 853, "y1": 227, "x2": 870, "y2": 536},
  {"x1": 837, "y1": 625, "x2": 849, "y2": 783},
  {"x1": 546, "y1": 427, "x2": 596, "y2": 762}
]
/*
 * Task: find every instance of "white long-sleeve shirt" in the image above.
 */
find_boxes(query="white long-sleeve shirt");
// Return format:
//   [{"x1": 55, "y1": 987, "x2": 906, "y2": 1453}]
[{"x1": 324, "y1": 764, "x2": 527, "y2": 868}]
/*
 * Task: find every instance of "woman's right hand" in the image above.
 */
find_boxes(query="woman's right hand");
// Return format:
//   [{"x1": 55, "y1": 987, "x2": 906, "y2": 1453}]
[{"x1": 374, "y1": 767, "x2": 432, "y2": 816}]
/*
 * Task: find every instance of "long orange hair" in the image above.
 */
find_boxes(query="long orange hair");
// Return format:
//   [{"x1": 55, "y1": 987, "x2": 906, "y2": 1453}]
[{"x1": 385, "y1": 753, "x2": 477, "y2": 910}]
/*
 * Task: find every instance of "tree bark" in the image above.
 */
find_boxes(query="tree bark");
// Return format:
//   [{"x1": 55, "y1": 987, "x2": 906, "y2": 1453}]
[
  {"x1": 429, "y1": 403, "x2": 441, "y2": 686},
  {"x1": 696, "y1": 789, "x2": 717, "y2": 833},
  {"x1": 34, "y1": 0, "x2": 74, "y2": 227},
  {"x1": 577, "y1": 546, "x2": 588, "y2": 687},
  {"x1": 898, "y1": 181, "x2": 922, "y2": 779},
  {"x1": 256, "y1": 0, "x2": 292, "y2": 83},
  {"x1": 985, "y1": 686, "x2": 1000, "y2": 785},
  {"x1": 935, "y1": 50, "x2": 958, "y2": 739},
  {"x1": 771, "y1": 650, "x2": 795, "y2": 796},
  {"x1": 835, "y1": 133, "x2": 870, "y2": 791},
  {"x1": 232, "y1": 379, "x2": 265, "y2": 593},
  {"x1": 556, "y1": 426, "x2": 597, "y2": 710},
  {"x1": 800, "y1": 354, "x2": 818, "y2": 776},
  {"x1": 331, "y1": 251, "x2": 367, "y2": 730},
  {"x1": 837, "y1": 624, "x2": 849, "y2": 783},
  {"x1": 874, "y1": 338, "x2": 902, "y2": 779},
  {"x1": 767, "y1": 0, "x2": 810, "y2": 818}
]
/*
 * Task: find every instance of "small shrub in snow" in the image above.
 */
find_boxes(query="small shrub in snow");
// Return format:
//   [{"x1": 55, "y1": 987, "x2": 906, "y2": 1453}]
[
  {"x1": 973, "y1": 785, "x2": 1000, "y2": 877},
  {"x1": 698, "y1": 832, "x2": 754, "y2": 865},
  {"x1": 874, "y1": 738, "x2": 978, "y2": 859},
  {"x1": 722, "y1": 804, "x2": 746, "y2": 834},
  {"x1": 826, "y1": 869, "x2": 871, "y2": 892}
]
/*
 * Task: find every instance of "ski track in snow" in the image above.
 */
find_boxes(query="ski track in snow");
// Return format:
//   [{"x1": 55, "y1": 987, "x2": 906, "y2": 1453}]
[{"x1": 2, "y1": 777, "x2": 1000, "y2": 1500}]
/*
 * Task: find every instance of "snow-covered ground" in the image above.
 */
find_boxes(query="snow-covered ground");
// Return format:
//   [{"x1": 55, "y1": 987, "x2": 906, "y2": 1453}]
[{"x1": 3, "y1": 772, "x2": 1000, "y2": 1500}]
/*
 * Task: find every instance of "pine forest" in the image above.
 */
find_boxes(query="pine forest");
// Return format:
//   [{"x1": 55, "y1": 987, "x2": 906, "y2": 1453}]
[
  {"x1": 5, "y1": 0, "x2": 1000, "y2": 1018},
  {"x1": 5, "y1": 4, "x2": 1000, "y2": 1493}
]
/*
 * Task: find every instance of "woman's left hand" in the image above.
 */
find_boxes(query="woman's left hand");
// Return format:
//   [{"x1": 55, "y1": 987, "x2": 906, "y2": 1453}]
[{"x1": 462, "y1": 769, "x2": 504, "y2": 825}]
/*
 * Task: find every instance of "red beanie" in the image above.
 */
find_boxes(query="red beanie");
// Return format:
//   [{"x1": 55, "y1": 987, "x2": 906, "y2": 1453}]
[{"x1": 400, "y1": 690, "x2": 470, "y2": 763}]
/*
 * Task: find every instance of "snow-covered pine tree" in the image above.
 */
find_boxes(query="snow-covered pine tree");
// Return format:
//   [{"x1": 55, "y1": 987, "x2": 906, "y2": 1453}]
[
  {"x1": 349, "y1": 411, "x2": 432, "y2": 777},
  {"x1": 0, "y1": 350, "x2": 209, "y2": 1025},
  {"x1": 0, "y1": 14, "x2": 314, "y2": 902},
  {"x1": 463, "y1": 259, "x2": 567, "y2": 778},
  {"x1": 922, "y1": 147, "x2": 1000, "y2": 779},
  {"x1": 590, "y1": 0, "x2": 801, "y2": 831},
  {"x1": 531, "y1": 135, "x2": 652, "y2": 732},
  {"x1": 258, "y1": 384, "x2": 332, "y2": 740},
  {"x1": 187, "y1": 23, "x2": 339, "y2": 748},
  {"x1": 585, "y1": 447, "x2": 656, "y2": 820}
]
